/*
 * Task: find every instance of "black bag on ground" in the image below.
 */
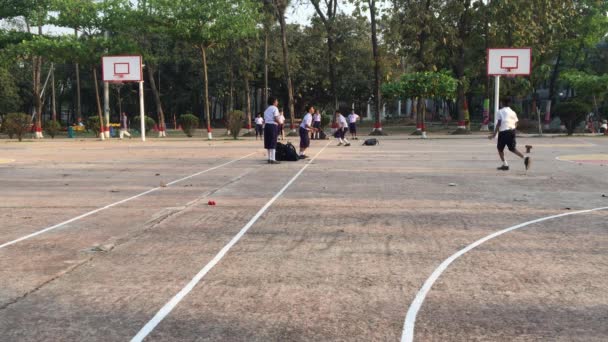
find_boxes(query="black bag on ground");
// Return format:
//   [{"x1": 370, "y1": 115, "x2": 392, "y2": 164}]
[
  {"x1": 318, "y1": 130, "x2": 327, "y2": 139},
  {"x1": 363, "y1": 138, "x2": 379, "y2": 146},
  {"x1": 276, "y1": 142, "x2": 299, "y2": 161}
]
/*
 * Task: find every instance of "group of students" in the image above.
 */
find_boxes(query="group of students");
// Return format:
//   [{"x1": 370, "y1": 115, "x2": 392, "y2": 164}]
[{"x1": 261, "y1": 97, "x2": 361, "y2": 164}]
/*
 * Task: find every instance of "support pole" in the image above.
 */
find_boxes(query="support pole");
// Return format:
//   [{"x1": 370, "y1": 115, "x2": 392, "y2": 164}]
[
  {"x1": 139, "y1": 81, "x2": 146, "y2": 142},
  {"x1": 493, "y1": 75, "x2": 500, "y2": 129},
  {"x1": 103, "y1": 31, "x2": 110, "y2": 138}
]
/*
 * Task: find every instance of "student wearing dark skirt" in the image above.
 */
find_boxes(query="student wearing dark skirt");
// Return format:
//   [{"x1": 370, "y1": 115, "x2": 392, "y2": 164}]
[
  {"x1": 264, "y1": 97, "x2": 281, "y2": 164},
  {"x1": 299, "y1": 105, "x2": 314, "y2": 159}
]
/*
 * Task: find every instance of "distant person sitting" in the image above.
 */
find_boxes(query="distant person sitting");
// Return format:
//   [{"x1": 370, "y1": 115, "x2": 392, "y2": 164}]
[{"x1": 600, "y1": 120, "x2": 607, "y2": 134}]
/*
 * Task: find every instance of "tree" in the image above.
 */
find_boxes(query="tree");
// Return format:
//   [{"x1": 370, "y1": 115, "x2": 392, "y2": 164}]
[
  {"x1": 266, "y1": 0, "x2": 297, "y2": 133},
  {"x1": 310, "y1": 0, "x2": 341, "y2": 110},
  {"x1": 382, "y1": 71, "x2": 458, "y2": 137},
  {"x1": 151, "y1": 0, "x2": 260, "y2": 139},
  {"x1": 0, "y1": 66, "x2": 22, "y2": 113},
  {"x1": 562, "y1": 71, "x2": 608, "y2": 116}
]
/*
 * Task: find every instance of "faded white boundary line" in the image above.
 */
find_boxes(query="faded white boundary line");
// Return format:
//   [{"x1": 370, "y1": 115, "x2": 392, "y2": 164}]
[
  {"x1": 130, "y1": 141, "x2": 330, "y2": 342},
  {"x1": 0, "y1": 153, "x2": 256, "y2": 250},
  {"x1": 401, "y1": 206, "x2": 608, "y2": 342}
]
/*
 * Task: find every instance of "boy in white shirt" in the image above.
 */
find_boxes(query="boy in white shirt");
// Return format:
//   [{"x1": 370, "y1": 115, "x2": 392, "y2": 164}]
[
  {"x1": 264, "y1": 97, "x2": 281, "y2": 164},
  {"x1": 334, "y1": 110, "x2": 351, "y2": 146},
  {"x1": 347, "y1": 110, "x2": 360, "y2": 140},
  {"x1": 489, "y1": 98, "x2": 530, "y2": 171},
  {"x1": 254, "y1": 113, "x2": 264, "y2": 140},
  {"x1": 299, "y1": 105, "x2": 314, "y2": 159}
]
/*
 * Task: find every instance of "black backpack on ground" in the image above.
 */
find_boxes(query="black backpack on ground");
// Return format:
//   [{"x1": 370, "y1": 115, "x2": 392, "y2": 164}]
[
  {"x1": 363, "y1": 138, "x2": 379, "y2": 146},
  {"x1": 276, "y1": 142, "x2": 299, "y2": 161},
  {"x1": 318, "y1": 130, "x2": 327, "y2": 139}
]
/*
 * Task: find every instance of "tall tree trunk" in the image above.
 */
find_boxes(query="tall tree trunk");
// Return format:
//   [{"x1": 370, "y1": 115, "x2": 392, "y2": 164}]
[
  {"x1": 33, "y1": 56, "x2": 43, "y2": 137},
  {"x1": 74, "y1": 28, "x2": 81, "y2": 122},
  {"x1": 146, "y1": 64, "x2": 166, "y2": 137},
  {"x1": 244, "y1": 77, "x2": 252, "y2": 132},
  {"x1": 92, "y1": 67, "x2": 105, "y2": 140},
  {"x1": 229, "y1": 44, "x2": 235, "y2": 113},
  {"x1": 481, "y1": 3, "x2": 490, "y2": 131},
  {"x1": 199, "y1": 45, "x2": 212, "y2": 139},
  {"x1": 369, "y1": 0, "x2": 382, "y2": 133},
  {"x1": 263, "y1": 25, "x2": 269, "y2": 106},
  {"x1": 51, "y1": 64, "x2": 56, "y2": 121},
  {"x1": 276, "y1": 5, "x2": 296, "y2": 132},
  {"x1": 310, "y1": 0, "x2": 339, "y2": 110},
  {"x1": 327, "y1": 29, "x2": 338, "y2": 110}
]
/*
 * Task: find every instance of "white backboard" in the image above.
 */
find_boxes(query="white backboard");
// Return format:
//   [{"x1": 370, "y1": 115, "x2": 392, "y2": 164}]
[
  {"x1": 102, "y1": 55, "x2": 143, "y2": 82},
  {"x1": 487, "y1": 48, "x2": 531, "y2": 76}
]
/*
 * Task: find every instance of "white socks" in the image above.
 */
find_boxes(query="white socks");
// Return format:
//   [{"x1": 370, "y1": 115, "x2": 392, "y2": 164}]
[
  {"x1": 503, "y1": 160, "x2": 508, "y2": 166},
  {"x1": 268, "y1": 149, "x2": 276, "y2": 161}
]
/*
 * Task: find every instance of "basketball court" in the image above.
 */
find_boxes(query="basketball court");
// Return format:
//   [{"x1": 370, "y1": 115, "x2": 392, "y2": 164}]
[{"x1": 1, "y1": 134, "x2": 607, "y2": 341}]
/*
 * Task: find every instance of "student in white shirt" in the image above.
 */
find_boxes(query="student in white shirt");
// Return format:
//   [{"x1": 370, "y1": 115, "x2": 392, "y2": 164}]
[
  {"x1": 347, "y1": 110, "x2": 360, "y2": 140},
  {"x1": 277, "y1": 110, "x2": 286, "y2": 141},
  {"x1": 312, "y1": 110, "x2": 322, "y2": 140},
  {"x1": 264, "y1": 97, "x2": 281, "y2": 164},
  {"x1": 488, "y1": 98, "x2": 530, "y2": 171},
  {"x1": 299, "y1": 105, "x2": 314, "y2": 159},
  {"x1": 333, "y1": 110, "x2": 351, "y2": 146},
  {"x1": 254, "y1": 113, "x2": 264, "y2": 140}
]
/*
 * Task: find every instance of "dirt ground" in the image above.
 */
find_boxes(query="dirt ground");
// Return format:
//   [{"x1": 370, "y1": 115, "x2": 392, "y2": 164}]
[{"x1": 1, "y1": 133, "x2": 607, "y2": 341}]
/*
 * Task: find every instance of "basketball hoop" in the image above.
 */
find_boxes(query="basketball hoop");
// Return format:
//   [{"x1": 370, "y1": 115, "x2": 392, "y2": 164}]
[{"x1": 504, "y1": 68, "x2": 516, "y2": 78}]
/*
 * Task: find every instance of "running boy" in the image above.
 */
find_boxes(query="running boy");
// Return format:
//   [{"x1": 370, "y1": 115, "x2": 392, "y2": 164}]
[
  {"x1": 299, "y1": 105, "x2": 314, "y2": 159},
  {"x1": 347, "y1": 110, "x2": 360, "y2": 140},
  {"x1": 264, "y1": 97, "x2": 281, "y2": 164},
  {"x1": 334, "y1": 110, "x2": 351, "y2": 146},
  {"x1": 488, "y1": 98, "x2": 530, "y2": 171},
  {"x1": 254, "y1": 113, "x2": 264, "y2": 140}
]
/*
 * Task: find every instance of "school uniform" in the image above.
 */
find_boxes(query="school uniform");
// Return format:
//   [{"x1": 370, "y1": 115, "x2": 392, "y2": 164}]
[
  {"x1": 277, "y1": 114, "x2": 285, "y2": 137},
  {"x1": 264, "y1": 105, "x2": 280, "y2": 150},
  {"x1": 254, "y1": 117, "x2": 264, "y2": 136},
  {"x1": 334, "y1": 114, "x2": 349, "y2": 139},
  {"x1": 497, "y1": 106, "x2": 518, "y2": 152},
  {"x1": 312, "y1": 113, "x2": 321, "y2": 129},
  {"x1": 348, "y1": 113, "x2": 359, "y2": 133},
  {"x1": 299, "y1": 113, "x2": 312, "y2": 148}
]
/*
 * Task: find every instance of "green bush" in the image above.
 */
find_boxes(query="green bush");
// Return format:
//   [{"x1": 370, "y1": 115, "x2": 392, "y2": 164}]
[
  {"x1": 133, "y1": 115, "x2": 156, "y2": 134},
  {"x1": 87, "y1": 116, "x2": 103, "y2": 137},
  {"x1": 553, "y1": 101, "x2": 590, "y2": 135},
  {"x1": 4, "y1": 113, "x2": 31, "y2": 141},
  {"x1": 179, "y1": 114, "x2": 199, "y2": 137},
  {"x1": 226, "y1": 110, "x2": 244, "y2": 139},
  {"x1": 44, "y1": 120, "x2": 62, "y2": 139}
]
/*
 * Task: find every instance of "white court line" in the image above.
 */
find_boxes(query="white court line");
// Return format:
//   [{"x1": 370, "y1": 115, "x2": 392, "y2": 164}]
[
  {"x1": 0, "y1": 153, "x2": 256, "y2": 251},
  {"x1": 130, "y1": 141, "x2": 331, "y2": 342},
  {"x1": 401, "y1": 206, "x2": 608, "y2": 342}
]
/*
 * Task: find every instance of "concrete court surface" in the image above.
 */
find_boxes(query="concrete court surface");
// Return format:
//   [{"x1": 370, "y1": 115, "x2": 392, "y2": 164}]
[{"x1": 0, "y1": 134, "x2": 607, "y2": 341}]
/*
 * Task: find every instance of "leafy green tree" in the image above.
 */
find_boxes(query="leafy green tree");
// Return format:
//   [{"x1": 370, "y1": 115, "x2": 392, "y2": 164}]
[
  {"x1": 382, "y1": 71, "x2": 457, "y2": 135},
  {"x1": 151, "y1": 0, "x2": 260, "y2": 139},
  {"x1": 0, "y1": 66, "x2": 22, "y2": 113}
]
